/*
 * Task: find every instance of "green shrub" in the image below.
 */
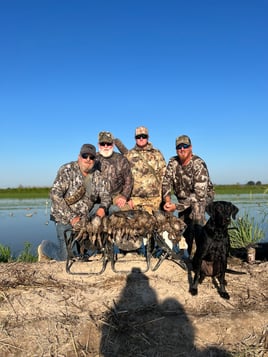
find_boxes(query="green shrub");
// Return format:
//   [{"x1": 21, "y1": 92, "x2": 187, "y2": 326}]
[
  {"x1": 229, "y1": 212, "x2": 265, "y2": 248},
  {"x1": 0, "y1": 244, "x2": 13, "y2": 262},
  {"x1": 16, "y1": 242, "x2": 38, "y2": 263}
]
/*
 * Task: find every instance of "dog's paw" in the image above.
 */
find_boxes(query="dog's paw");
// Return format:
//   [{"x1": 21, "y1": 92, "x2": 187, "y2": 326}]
[
  {"x1": 190, "y1": 288, "x2": 198, "y2": 296},
  {"x1": 219, "y1": 291, "x2": 230, "y2": 300}
]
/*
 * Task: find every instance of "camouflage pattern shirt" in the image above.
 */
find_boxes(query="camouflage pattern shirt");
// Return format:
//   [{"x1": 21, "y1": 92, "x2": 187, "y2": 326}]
[
  {"x1": 126, "y1": 142, "x2": 166, "y2": 198},
  {"x1": 162, "y1": 154, "x2": 215, "y2": 219},
  {"x1": 96, "y1": 152, "x2": 133, "y2": 200},
  {"x1": 50, "y1": 161, "x2": 111, "y2": 225}
]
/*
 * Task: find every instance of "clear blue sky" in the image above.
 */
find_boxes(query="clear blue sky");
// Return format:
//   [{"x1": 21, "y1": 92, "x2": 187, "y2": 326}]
[{"x1": 1, "y1": 0, "x2": 267, "y2": 188}]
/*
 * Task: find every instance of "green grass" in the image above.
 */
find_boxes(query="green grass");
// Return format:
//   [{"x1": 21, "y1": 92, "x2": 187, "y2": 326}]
[
  {"x1": 0, "y1": 187, "x2": 50, "y2": 199},
  {"x1": 214, "y1": 184, "x2": 268, "y2": 195},
  {"x1": 0, "y1": 242, "x2": 38, "y2": 263},
  {"x1": 0, "y1": 184, "x2": 268, "y2": 199}
]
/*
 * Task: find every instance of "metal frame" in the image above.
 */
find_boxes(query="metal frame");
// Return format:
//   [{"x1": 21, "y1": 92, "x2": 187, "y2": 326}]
[
  {"x1": 150, "y1": 232, "x2": 188, "y2": 272},
  {"x1": 64, "y1": 229, "x2": 108, "y2": 275},
  {"x1": 108, "y1": 237, "x2": 153, "y2": 274}
]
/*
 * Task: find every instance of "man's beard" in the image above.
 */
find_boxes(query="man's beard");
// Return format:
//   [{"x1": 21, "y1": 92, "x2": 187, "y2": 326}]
[{"x1": 99, "y1": 147, "x2": 114, "y2": 158}]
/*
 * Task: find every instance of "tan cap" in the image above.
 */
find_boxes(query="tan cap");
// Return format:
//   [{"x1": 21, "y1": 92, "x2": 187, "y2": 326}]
[
  {"x1": 135, "y1": 126, "x2": 148, "y2": 136},
  {"x1": 98, "y1": 131, "x2": 114, "y2": 144},
  {"x1": 176, "y1": 135, "x2": 191, "y2": 147}
]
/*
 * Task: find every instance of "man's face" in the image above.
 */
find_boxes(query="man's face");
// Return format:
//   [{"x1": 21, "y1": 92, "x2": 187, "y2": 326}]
[{"x1": 98, "y1": 142, "x2": 114, "y2": 158}]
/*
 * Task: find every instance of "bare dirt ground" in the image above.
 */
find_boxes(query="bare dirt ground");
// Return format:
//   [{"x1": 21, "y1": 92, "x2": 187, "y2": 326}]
[{"x1": 0, "y1": 254, "x2": 267, "y2": 357}]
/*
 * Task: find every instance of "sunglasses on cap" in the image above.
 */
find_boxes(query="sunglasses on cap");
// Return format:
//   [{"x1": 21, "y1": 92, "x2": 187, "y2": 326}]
[
  {"x1": 176, "y1": 143, "x2": 191, "y2": 150},
  {"x1": 135, "y1": 134, "x2": 148, "y2": 139},
  {"x1": 99, "y1": 142, "x2": 113, "y2": 147},
  {"x1": 81, "y1": 153, "x2": 95, "y2": 160}
]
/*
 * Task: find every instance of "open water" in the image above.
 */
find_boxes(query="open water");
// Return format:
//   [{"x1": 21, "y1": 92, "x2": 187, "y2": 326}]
[{"x1": 0, "y1": 194, "x2": 267, "y2": 257}]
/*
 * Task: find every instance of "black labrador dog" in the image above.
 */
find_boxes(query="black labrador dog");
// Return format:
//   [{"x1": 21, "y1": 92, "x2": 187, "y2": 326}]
[{"x1": 190, "y1": 201, "x2": 239, "y2": 299}]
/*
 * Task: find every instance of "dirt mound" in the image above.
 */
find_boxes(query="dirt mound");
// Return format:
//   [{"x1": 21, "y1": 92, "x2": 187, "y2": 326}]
[{"x1": 0, "y1": 256, "x2": 267, "y2": 356}]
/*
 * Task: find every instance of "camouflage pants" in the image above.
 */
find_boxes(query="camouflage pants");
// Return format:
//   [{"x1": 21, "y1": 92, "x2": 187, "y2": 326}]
[
  {"x1": 131, "y1": 196, "x2": 161, "y2": 214},
  {"x1": 179, "y1": 207, "x2": 205, "y2": 258}
]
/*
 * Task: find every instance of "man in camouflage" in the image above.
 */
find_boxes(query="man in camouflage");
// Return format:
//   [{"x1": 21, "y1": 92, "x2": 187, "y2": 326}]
[
  {"x1": 118, "y1": 126, "x2": 166, "y2": 214},
  {"x1": 49, "y1": 143, "x2": 111, "y2": 260},
  {"x1": 162, "y1": 135, "x2": 215, "y2": 257},
  {"x1": 96, "y1": 131, "x2": 133, "y2": 213}
]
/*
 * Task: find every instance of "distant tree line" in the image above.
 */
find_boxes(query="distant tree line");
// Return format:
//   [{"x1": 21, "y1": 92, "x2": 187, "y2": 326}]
[{"x1": 247, "y1": 181, "x2": 262, "y2": 185}]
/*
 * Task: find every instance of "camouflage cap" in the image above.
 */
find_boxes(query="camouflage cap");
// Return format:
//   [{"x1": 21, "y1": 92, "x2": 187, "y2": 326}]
[
  {"x1": 135, "y1": 126, "x2": 149, "y2": 136},
  {"x1": 176, "y1": 135, "x2": 191, "y2": 147},
  {"x1": 98, "y1": 131, "x2": 114, "y2": 144},
  {"x1": 80, "y1": 144, "x2": 96, "y2": 157}
]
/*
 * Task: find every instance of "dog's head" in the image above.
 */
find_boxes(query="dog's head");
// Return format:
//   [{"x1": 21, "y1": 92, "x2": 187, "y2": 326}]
[{"x1": 206, "y1": 201, "x2": 239, "y2": 227}]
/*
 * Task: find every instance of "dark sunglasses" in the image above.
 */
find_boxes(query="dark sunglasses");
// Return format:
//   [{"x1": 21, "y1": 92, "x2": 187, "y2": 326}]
[
  {"x1": 99, "y1": 142, "x2": 113, "y2": 146},
  {"x1": 135, "y1": 134, "x2": 148, "y2": 139},
  {"x1": 81, "y1": 153, "x2": 95, "y2": 160},
  {"x1": 176, "y1": 143, "x2": 191, "y2": 150}
]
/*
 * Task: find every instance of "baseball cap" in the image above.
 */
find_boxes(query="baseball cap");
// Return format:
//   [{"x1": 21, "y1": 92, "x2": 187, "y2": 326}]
[
  {"x1": 98, "y1": 131, "x2": 114, "y2": 144},
  {"x1": 80, "y1": 144, "x2": 96, "y2": 157},
  {"x1": 135, "y1": 126, "x2": 149, "y2": 136},
  {"x1": 175, "y1": 135, "x2": 191, "y2": 147}
]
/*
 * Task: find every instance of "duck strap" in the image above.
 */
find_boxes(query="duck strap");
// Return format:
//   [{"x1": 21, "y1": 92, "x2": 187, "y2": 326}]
[{"x1": 64, "y1": 185, "x2": 86, "y2": 206}]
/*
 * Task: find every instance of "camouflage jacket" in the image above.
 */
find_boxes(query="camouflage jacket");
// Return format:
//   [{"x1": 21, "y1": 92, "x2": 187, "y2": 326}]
[
  {"x1": 126, "y1": 142, "x2": 166, "y2": 198},
  {"x1": 50, "y1": 161, "x2": 111, "y2": 225},
  {"x1": 96, "y1": 152, "x2": 133, "y2": 200},
  {"x1": 162, "y1": 154, "x2": 215, "y2": 212}
]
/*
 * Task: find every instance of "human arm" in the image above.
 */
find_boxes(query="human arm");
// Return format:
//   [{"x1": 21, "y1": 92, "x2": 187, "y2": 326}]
[
  {"x1": 50, "y1": 163, "x2": 87, "y2": 225},
  {"x1": 189, "y1": 158, "x2": 214, "y2": 223}
]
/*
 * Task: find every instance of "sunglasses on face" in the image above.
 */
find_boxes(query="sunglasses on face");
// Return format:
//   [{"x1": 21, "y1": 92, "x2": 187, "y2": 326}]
[
  {"x1": 135, "y1": 134, "x2": 148, "y2": 139},
  {"x1": 99, "y1": 142, "x2": 113, "y2": 147},
  {"x1": 81, "y1": 153, "x2": 95, "y2": 160},
  {"x1": 176, "y1": 143, "x2": 191, "y2": 150}
]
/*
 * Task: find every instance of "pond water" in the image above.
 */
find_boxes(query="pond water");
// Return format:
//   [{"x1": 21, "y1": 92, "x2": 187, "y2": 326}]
[{"x1": 0, "y1": 194, "x2": 268, "y2": 257}]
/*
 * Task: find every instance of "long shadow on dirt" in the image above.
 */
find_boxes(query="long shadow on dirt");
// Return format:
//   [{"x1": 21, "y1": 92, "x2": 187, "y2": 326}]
[{"x1": 100, "y1": 267, "x2": 231, "y2": 356}]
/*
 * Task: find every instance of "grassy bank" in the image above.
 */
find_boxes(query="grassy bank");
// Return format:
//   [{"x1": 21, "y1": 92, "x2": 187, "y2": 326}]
[
  {"x1": 0, "y1": 187, "x2": 50, "y2": 199},
  {"x1": 214, "y1": 184, "x2": 268, "y2": 195},
  {"x1": 0, "y1": 185, "x2": 268, "y2": 199}
]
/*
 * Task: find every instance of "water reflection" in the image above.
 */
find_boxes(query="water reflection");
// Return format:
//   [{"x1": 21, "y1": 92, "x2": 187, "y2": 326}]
[{"x1": 0, "y1": 195, "x2": 267, "y2": 257}]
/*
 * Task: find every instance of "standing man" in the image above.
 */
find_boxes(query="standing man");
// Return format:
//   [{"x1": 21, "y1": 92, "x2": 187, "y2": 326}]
[
  {"x1": 96, "y1": 131, "x2": 133, "y2": 213},
  {"x1": 39, "y1": 143, "x2": 111, "y2": 261},
  {"x1": 122, "y1": 126, "x2": 166, "y2": 214},
  {"x1": 162, "y1": 135, "x2": 215, "y2": 257}
]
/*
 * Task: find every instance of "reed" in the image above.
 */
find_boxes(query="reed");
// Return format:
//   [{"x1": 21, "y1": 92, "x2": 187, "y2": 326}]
[
  {"x1": 0, "y1": 242, "x2": 37, "y2": 263},
  {"x1": 229, "y1": 211, "x2": 265, "y2": 248}
]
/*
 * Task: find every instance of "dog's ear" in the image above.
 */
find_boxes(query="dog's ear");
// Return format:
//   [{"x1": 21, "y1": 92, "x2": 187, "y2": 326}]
[
  {"x1": 231, "y1": 204, "x2": 239, "y2": 219},
  {"x1": 205, "y1": 202, "x2": 215, "y2": 217}
]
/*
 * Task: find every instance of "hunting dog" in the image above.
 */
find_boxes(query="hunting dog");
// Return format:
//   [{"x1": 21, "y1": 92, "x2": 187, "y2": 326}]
[{"x1": 190, "y1": 201, "x2": 239, "y2": 299}]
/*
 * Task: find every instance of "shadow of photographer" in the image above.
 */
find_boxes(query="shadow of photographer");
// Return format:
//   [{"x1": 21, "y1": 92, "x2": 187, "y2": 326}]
[{"x1": 100, "y1": 267, "x2": 231, "y2": 356}]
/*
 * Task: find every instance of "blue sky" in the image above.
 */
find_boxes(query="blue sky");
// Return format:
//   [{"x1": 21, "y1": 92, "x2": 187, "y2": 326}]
[{"x1": 1, "y1": 0, "x2": 267, "y2": 188}]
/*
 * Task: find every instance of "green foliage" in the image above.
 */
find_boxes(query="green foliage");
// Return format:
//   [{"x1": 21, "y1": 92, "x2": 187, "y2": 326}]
[
  {"x1": 0, "y1": 185, "x2": 268, "y2": 199},
  {"x1": 0, "y1": 187, "x2": 50, "y2": 199},
  {"x1": 214, "y1": 184, "x2": 268, "y2": 195},
  {"x1": 0, "y1": 244, "x2": 12, "y2": 262},
  {"x1": 229, "y1": 212, "x2": 265, "y2": 249},
  {"x1": 16, "y1": 242, "x2": 38, "y2": 263}
]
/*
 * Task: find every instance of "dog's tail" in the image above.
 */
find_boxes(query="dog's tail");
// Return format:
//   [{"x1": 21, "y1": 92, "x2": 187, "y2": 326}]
[{"x1": 226, "y1": 268, "x2": 246, "y2": 275}]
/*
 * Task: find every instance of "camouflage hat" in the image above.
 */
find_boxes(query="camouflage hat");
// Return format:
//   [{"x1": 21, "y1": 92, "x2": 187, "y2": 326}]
[
  {"x1": 80, "y1": 144, "x2": 96, "y2": 157},
  {"x1": 135, "y1": 126, "x2": 149, "y2": 136},
  {"x1": 175, "y1": 135, "x2": 191, "y2": 147},
  {"x1": 98, "y1": 131, "x2": 114, "y2": 144}
]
